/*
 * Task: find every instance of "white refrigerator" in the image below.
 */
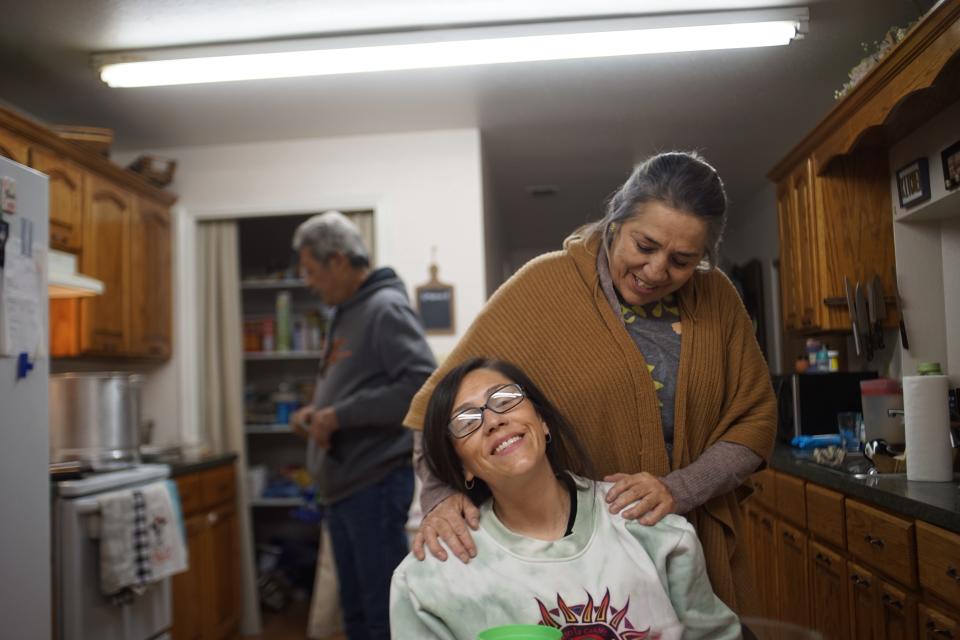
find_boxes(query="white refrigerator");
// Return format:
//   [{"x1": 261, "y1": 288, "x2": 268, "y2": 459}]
[{"x1": 0, "y1": 155, "x2": 51, "y2": 639}]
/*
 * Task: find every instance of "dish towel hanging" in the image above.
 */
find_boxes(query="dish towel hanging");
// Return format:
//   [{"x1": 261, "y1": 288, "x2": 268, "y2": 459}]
[{"x1": 97, "y1": 480, "x2": 188, "y2": 603}]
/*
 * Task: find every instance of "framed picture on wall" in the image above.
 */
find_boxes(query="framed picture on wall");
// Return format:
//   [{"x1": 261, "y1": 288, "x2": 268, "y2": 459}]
[
  {"x1": 416, "y1": 264, "x2": 455, "y2": 335},
  {"x1": 942, "y1": 140, "x2": 960, "y2": 192},
  {"x1": 896, "y1": 157, "x2": 931, "y2": 208}
]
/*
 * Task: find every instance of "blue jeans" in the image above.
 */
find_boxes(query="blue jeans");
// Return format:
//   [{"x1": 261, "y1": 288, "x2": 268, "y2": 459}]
[{"x1": 326, "y1": 464, "x2": 413, "y2": 640}]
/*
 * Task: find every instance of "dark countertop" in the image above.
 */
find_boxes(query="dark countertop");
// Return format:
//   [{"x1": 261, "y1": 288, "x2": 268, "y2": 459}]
[
  {"x1": 769, "y1": 443, "x2": 960, "y2": 534},
  {"x1": 159, "y1": 452, "x2": 237, "y2": 478}
]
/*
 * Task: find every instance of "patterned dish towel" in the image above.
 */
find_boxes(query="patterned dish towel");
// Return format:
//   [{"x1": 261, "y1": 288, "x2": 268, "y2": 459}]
[{"x1": 96, "y1": 480, "x2": 188, "y2": 602}]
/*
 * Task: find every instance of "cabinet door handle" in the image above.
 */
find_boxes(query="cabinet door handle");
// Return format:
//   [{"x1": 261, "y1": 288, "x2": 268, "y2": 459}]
[
  {"x1": 881, "y1": 593, "x2": 903, "y2": 609},
  {"x1": 761, "y1": 517, "x2": 773, "y2": 528},
  {"x1": 815, "y1": 552, "x2": 831, "y2": 567},
  {"x1": 863, "y1": 534, "x2": 885, "y2": 548},
  {"x1": 849, "y1": 574, "x2": 870, "y2": 588},
  {"x1": 208, "y1": 511, "x2": 219, "y2": 525},
  {"x1": 947, "y1": 566, "x2": 960, "y2": 582},
  {"x1": 782, "y1": 531, "x2": 796, "y2": 543}
]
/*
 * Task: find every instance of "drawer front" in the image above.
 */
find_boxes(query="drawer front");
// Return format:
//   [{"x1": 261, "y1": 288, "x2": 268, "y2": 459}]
[
  {"x1": 201, "y1": 464, "x2": 236, "y2": 509},
  {"x1": 775, "y1": 472, "x2": 807, "y2": 528},
  {"x1": 175, "y1": 473, "x2": 204, "y2": 517},
  {"x1": 919, "y1": 603, "x2": 959, "y2": 640},
  {"x1": 752, "y1": 468, "x2": 777, "y2": 510},
  {"x1": 845, "y1": 499, "x2": 917, "y2": 588},
  {"x1": 916, "y1": 521, "x2": 960, "y2": 609},
  {"x1": 806, "y1": 483, "x2": 845, "y2": 549}
]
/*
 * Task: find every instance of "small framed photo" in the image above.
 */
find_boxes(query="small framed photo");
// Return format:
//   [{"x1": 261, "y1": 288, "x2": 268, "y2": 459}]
[
  {"x1": 942, "y1": 140, "x2": 960, "y2": 192},
  {"x1": 896, "y1": 157, "x2": 931, "y2": 208}
]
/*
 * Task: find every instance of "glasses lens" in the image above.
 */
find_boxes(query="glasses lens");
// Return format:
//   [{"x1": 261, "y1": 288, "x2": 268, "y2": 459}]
[
  {"x1": 449, "y1": 410, "x2": 482, "y2": 438},
  {"x1": 487, "y1": 384, "x2": 523, "y2": 413}
]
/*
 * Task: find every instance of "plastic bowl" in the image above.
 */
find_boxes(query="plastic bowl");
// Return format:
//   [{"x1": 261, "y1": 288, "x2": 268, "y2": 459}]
[{"x1": 477, "y1": 625, "x2": 563, "y2": 640}]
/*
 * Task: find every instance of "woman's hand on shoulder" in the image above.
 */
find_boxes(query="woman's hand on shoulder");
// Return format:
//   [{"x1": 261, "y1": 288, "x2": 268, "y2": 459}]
[
  {"x1": 604, "y1": 472, "x2": 676, "y2": 526},
  {"x1": 412, "y1": 493, "x2": 480, "y2": 564}
]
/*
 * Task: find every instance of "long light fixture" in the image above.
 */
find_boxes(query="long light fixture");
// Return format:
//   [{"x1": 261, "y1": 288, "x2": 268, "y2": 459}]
[{"x1": 95, "y1": 8, "x2": 808, "y2": 88}]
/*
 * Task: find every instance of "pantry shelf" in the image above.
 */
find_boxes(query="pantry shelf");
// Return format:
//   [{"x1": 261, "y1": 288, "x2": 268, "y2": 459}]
[
  {"x1": 240, "y1": 278, "x2": 306, "y2": 290},
  {"x1": 245, "y1": 424, "x2": 294, "y2": 434},
  {"x1": 249, "y1": 497, "x2": 303, "y2": 508},
  {"x1": 243, "y1": 351, "x2": 323, "y2": 361}
]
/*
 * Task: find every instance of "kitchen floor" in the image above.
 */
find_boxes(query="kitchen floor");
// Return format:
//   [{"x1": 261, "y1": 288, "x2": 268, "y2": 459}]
[{"x1": 254, "y1": 601, "x2": 345, "y2": 640}]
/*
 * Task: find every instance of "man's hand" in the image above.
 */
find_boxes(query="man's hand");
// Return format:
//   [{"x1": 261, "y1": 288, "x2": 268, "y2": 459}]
[
  {"x1": 412, "y1": 493, "x2": 480, "y2": 564},
  {"x1": 604, "y1": 471, "x2": 676, "y2": 526},
  {"x1": 308, "y1": 407, "x2": 339, "y2": 449},
  {"x1": 290, "y1": 406, "x2": 315, "y2": 439}
]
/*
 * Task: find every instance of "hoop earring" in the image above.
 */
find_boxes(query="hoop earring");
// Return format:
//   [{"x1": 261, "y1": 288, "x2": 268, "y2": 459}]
[
  {"x1": 545, "y1": 432, "x2": 552, "y2": 444},
  {"x1": 464, "y1": 478, "x2": 475, "y2": 490}
]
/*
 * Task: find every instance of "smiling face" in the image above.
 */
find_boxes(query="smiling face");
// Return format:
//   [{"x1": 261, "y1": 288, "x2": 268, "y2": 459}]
[
  {"x1": 449, "y1": 368, "x2": 552, "y2": 490},
  {"x1": 608, "y1": 201, "x2": 708, "y2": 307}
]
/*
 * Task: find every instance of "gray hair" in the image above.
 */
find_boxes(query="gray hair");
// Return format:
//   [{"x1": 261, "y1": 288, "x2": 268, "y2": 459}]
[
  {"x1": 292, "y1": 211, "x2": 370, "y2": 268},
  {"x1": 587, "y1": 151, "x2": 727, "y2": 269}
]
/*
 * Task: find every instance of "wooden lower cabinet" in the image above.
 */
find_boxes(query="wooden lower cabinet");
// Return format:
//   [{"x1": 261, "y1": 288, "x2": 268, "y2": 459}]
[
  {"x1": 810, "y1": 540, "x2": 848, "y2": 640},
  {"x1": 746, "y1": 504, "x2": 780, "y2": 619},
  {"x1": 777, "y1": 519, "x2": 810, "y2": 628},
  {"x1": 748, "y1": 469, "x2": 960, "y2": 640},
  {"x1": 879, "y1": 580, "x2": 917, "y2": 640},
  {"x1": 918, "y1": 603, "x2": 959, "y2": 639},
  {"x1": 172, "y1": 464, "x2": 240, "y2": 640},
  {"x1": 849, "y1": 561, "x2": 879, "y2": 640}
]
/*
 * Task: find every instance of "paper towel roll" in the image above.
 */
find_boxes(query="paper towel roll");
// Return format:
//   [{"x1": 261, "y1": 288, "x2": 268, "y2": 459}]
[{"x1": 904, "y1": 374, "x2": 953, "y2": 482}]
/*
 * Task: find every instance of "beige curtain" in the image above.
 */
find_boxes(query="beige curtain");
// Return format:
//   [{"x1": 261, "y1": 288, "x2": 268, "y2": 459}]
[{"x1": 197, "y1": 220, "x2": 262, "y2": 635}]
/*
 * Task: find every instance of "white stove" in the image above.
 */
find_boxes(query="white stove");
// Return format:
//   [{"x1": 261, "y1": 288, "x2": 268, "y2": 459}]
[{"x1": 52, "y1": 464, "x2": 173, "y2": 640}]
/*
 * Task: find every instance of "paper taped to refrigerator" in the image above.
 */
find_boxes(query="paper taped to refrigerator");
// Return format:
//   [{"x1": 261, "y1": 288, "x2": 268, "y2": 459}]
[{"x1": 0, "y1": 235, "x2": 45, "y2": 358}]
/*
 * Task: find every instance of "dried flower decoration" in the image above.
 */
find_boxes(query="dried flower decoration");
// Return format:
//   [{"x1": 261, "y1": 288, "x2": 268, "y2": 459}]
[{"x1": 834, "y1": 21, "x2": 917, "y2": 100}]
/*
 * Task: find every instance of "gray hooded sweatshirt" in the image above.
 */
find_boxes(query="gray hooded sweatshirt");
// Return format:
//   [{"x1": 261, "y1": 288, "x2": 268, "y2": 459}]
[{"x1": 308, "y1": 267, "x2": 436, "y2": 504}]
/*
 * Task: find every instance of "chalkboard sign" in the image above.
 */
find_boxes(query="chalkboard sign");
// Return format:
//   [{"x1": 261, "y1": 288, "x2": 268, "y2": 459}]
[{"x1": 415, "y1": 265, "x2": 455, "y2": 335}]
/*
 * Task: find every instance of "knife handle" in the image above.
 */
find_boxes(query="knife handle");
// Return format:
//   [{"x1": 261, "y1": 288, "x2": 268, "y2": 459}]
[{"x1": 900, "y1": 318, "x2": 909, "y2": 350}]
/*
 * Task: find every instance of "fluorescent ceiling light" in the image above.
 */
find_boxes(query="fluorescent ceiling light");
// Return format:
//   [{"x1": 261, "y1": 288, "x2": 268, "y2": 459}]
[{"x1": 96, "y1": 8, "x2": 808, "y2": 88}]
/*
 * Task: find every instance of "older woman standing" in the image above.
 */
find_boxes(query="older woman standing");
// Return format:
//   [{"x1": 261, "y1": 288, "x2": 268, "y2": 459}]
[{"x1": 404, "y1": 151, "x2": 777, "y2": 613}]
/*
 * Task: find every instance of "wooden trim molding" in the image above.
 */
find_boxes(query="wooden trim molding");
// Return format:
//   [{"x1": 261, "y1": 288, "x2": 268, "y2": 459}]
[
  {"x1": 769, "y1": 0, "x2": 960, "y2": 180},
  {"x1": 0, "y1": 106, "x2": 177, "y2": 206}
]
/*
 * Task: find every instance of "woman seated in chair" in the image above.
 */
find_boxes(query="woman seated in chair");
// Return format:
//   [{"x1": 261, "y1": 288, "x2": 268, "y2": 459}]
[{"x1": 390, "y1": 357, "x2": 740, "y2": 639}]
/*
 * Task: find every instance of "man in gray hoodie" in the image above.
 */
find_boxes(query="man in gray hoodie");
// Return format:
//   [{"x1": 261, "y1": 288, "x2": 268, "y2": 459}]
[{"x1": 291, "y1": 211, "x2": 435, "y2": 640}]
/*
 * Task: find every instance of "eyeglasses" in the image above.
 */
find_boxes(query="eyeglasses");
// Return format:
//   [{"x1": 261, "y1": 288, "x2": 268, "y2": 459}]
[{"x1": 448, "y1": 383, "x2": 525, "y2": 439}]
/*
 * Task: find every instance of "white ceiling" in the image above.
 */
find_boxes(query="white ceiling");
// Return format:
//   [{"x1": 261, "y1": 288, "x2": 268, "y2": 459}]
[{"x1": 0, "y1": 0, "x2": 927, "y2": 261}]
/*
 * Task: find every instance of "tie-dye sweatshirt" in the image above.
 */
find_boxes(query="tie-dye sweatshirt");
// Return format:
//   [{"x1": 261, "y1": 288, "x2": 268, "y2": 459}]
[{"x1": 389, "y1": 476, "x2": 740, "y2": 640}]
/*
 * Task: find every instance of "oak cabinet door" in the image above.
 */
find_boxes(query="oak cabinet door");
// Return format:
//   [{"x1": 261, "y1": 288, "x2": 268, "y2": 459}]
[
  {"x1": 0, "y1": 128, "x2": 30, "y2": 165},
  {"x1": 129, "y1": 198, "x2": 172, "y2": 358},
  {"x1": 205, "y1": 503, "x2": 241, "y2": 640},
  {"x1": 172, "y1": 514, "x2": 207, "y2": 640},
  {"x1": 809, "y1": 540, "x2": 848, "y2": 640},
  {"x1": 777, "y1": 519, "x2": 810, "y2": 628},
  {"x1": 878, "y1": 579, "x2": 917, "y2": 640},
  {"x1": 849, "y1": 561, "x2": 880, "y2": 640},
  {"x1": 31, "y1": 147, "x2": 84, "y2": 252},
  {"x1": 79, "y1": 174, "x2": 132, "y2": 354}
]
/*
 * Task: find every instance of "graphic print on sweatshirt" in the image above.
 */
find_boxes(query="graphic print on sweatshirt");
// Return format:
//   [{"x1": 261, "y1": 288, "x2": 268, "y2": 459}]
[{"x1": 536, "y1": 589, "x2": 660, "y2": 639}]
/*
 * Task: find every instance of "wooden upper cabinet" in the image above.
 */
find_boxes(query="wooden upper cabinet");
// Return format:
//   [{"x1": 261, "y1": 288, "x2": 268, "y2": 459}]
[
  {"x1": 774, "y1": 151, "x2": 895, "y2": 335},
  {"x1": 130, "y1": 197, "x2": 172, "y2": 359},
  {"x1": 80, "y1": 174, "x2": 133, "y2": 355},
  {"x1": 0, "y1": 128, "x2": 30, "y2": 165},
  {"x1": 30, "y1": 147, "x2": 84, "y2": 252}
]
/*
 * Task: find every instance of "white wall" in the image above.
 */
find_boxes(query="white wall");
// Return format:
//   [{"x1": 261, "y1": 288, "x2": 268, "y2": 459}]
[
  {"x1": 721, "y1": 183, "x2": 782, "y2": 372},
  {"x1": 888, "y1": 99, "x2": 960, "y2": 388},
  {"x1": 116, "y1": 128, "x2": 486, "y2": 445}
]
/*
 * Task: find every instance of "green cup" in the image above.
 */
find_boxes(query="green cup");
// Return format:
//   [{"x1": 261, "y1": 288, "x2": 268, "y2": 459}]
[{"x1": 477, "y1": 625, "x2": 563, "y2": 640}]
